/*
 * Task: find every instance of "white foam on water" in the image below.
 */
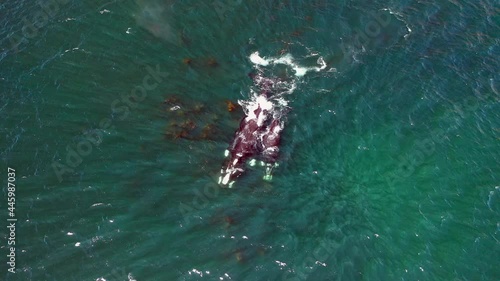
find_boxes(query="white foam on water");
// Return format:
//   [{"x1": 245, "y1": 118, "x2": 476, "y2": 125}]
[
  {"x1": 490, "y1": 78, "x2": 498, "y2": 95},
  {"x1": 249, "y1": 52, "x2": 327, "y2": 77},
  {"x1": 382, "y1": 8, "x2": 412, "y2": 39},
  {"x1": 249, "y1": 52, "x2": 270, "y2": 66}
]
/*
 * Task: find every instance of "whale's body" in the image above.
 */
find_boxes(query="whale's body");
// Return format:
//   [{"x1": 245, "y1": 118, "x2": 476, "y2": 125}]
[
  {"x1": 218, "y1": 52, "x2": 327, "y2": 187},
  {"x1": 219, "y1": 74, "x2": 285, "y2": 187}
]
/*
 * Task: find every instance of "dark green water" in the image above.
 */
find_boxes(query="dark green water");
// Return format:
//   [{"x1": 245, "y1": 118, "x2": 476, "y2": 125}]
[{"x1": 1, "y1": 0, "x2": 499, "y2": 280}]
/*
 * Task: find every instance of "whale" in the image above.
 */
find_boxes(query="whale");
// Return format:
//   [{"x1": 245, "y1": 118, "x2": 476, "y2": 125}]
[
  {"x1": 219, "y1": 73, "x2": 286, "y2": 187},
  {"x1": 217, "y1": 52, "x2": 327, "y2": 187}
]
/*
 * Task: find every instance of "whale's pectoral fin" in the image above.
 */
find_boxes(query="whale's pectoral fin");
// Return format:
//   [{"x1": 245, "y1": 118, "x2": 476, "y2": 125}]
[{"x1": 263, "y1": 162, "x2": 279, "y2": 181}]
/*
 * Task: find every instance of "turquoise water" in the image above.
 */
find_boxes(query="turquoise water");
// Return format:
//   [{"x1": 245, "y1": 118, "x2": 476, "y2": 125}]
[{"x1": 1, "y1": 0, "x2": 499, "y2": 280}]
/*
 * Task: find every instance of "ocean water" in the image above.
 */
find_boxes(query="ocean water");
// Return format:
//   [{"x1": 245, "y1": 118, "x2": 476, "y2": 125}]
[{"x1": 0, "y1": 0, "x2": 499, "y2": 280}]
